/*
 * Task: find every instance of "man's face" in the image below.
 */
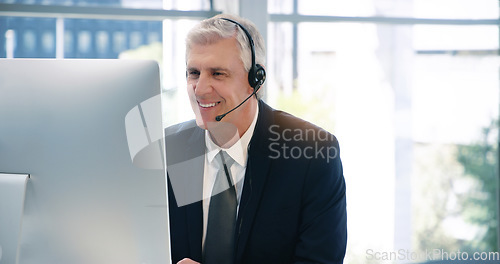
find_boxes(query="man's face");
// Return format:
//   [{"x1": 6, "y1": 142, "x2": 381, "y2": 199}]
[{"x1": 186, "y1": 37, "x2": 255, "y2": 132}]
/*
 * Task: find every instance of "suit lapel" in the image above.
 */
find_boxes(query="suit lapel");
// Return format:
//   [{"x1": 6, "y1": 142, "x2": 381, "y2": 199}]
[
  {"x1": 185, "y1": 124, "x2": 205, "y2": 260},
  {"x1": 185, "y1": 201, "x2": 203, "y2": 261},
  {"x1": 166, "y1": 121, "x2": 205, "y2": 261},
  {"x1": 235, "y1": 100, "x2": 275, "y2": 263},
  {"x1": 166, "y1": 121, "x2": 205, "y2": 207}
]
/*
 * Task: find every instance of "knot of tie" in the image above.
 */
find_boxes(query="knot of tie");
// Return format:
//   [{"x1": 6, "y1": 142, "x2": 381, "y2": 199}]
[{"x1": 211, "y1": 151, "x2": 235, "y2": 195}]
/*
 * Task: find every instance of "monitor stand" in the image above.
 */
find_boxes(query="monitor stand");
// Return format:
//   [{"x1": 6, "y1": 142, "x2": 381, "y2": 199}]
[{"x1": 0, "y1": 173, "x2": 29, "y2": 264}]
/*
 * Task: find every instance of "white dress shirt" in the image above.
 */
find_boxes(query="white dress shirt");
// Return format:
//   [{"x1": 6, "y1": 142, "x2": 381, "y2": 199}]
[{"x1": 201, "y1": 104, "x2": 259, "y2": 247}]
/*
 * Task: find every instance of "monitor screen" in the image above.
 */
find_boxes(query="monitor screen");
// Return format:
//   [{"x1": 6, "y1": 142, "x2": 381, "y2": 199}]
[{"x1": 0, "y1": 59, "x2": 170, "y2": 264}]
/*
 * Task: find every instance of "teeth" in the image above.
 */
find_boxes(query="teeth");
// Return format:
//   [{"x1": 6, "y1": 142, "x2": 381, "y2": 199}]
[{"x1": 199, "y1": 102, "x2": 218, "y2": 108}]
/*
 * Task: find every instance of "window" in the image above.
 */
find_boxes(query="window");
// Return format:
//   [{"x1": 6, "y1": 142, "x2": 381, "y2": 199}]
[{"x1": 267, "y1": 0, "x2": 499, "y2": 262}]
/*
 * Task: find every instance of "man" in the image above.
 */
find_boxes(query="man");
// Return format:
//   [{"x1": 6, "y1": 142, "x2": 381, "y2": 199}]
[{"x1": 165, "y1": 14, "x2": 347, "y2": 264}]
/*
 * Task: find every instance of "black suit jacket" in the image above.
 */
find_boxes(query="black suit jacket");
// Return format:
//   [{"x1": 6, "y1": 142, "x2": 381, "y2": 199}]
[{"x1": 165, "y1": 100, "x2": 347, "y2": 264}]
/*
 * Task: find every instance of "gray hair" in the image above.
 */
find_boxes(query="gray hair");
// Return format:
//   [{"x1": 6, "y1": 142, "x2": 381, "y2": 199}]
[{"x1": 186, "y1": 14, "x2": 266, "y2": 98}]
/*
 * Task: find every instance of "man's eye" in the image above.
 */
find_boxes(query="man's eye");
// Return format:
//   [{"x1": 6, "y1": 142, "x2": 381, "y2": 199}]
[
  {"x1": 213, "y1": 72, "x2": 225, "y2": 77},
  {"x1": 188, "y1": 71, "x2": 200, "y2": 78}
]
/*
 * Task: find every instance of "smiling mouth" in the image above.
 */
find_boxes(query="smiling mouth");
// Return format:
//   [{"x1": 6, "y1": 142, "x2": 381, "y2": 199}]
[{"x1": 198, "y1": 101, "x2": 221, "y2": 108}]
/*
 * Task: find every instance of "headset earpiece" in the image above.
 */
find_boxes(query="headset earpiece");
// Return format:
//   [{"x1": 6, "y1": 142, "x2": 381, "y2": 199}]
[
  {"x1": 220, "y1": 17, "x2": 266, "y2": 90},
  {"x1": 215, "y1": 18, "x2": 266, "y2": 122},
  {"x1": 249, "y1": 64, "x2": 266, "y2": 90}
]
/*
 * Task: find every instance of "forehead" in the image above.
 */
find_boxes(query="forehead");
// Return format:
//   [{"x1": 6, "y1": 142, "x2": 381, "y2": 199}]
[{"x1": 187, "y1": 37, "x2": 243, "y2": 68}]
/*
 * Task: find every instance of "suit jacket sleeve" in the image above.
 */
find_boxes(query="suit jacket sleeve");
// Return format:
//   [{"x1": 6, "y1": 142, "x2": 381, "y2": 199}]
[{"x1": 293, "y1": 137, "x2": 347, "y2": 264}]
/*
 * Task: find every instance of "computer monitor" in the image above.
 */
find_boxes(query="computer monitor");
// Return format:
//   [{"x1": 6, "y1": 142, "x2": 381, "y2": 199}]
[{"x1": 0, "y1": 59, "x2": 170, "y2": 264}]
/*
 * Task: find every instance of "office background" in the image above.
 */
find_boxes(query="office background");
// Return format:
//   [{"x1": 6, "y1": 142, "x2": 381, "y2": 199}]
[{"x1": 1, "y1": 0, "x2": 498, "y2": 263}]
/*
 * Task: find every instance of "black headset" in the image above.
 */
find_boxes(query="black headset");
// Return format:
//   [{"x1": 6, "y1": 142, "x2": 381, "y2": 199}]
[
  {"x1": 214, "y1": 18, "x2": 266, "y2": 122},
  {"x1": 220, "y1": 17, "x2": 266, "y2": 90}
]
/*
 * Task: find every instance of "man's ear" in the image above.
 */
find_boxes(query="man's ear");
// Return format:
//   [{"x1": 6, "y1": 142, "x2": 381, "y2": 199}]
[{"x1": 248, "y1": 86, "x2": 255, "y2": 95}]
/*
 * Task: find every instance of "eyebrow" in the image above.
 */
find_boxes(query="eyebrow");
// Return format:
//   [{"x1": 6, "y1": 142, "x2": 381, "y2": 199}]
[
  {"x1": 186, "y1": 66, "x2": 231, "y2": 72},
  {"x1": 211, "y1": 67, "x2": 229, "y2": 72}
]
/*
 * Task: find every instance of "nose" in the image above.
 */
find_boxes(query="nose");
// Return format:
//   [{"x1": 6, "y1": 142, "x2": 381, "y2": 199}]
[{"x1": 193, "y1": 72, "x2": 213, "y2": 97}]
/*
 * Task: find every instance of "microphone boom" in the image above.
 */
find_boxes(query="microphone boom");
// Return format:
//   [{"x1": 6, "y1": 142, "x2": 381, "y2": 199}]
[{"x1": 215, "y1": 83, "x2": 260, "y2": 122}]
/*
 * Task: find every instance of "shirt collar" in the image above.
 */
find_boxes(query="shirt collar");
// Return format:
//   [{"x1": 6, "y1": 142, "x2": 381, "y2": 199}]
[{"x1": 205, "y1": 103, "x2": 259, "y2": 167}]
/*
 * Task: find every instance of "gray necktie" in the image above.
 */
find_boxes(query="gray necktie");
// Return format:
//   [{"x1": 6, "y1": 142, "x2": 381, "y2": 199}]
[{"x1": 203, "y1": 151, "x2": 237, "y2": 264}]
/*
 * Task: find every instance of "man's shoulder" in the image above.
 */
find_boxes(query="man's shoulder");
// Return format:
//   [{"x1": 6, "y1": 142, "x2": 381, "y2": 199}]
[
  {"x1": 165, "y1": 119, "x2": 198, "y2": 135},
  {"x1": 261, "y1": 101, "x2": 332, "y2": 133},
  {"x1": 164, "y1": 119, "x2": 205, "y2": 166},
  {"x1": 164, "y1": 119, "x2": 203, "y2": 151},
  {"x1": 262, "y1": 105, "x2": 339, "y2": 148}
]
